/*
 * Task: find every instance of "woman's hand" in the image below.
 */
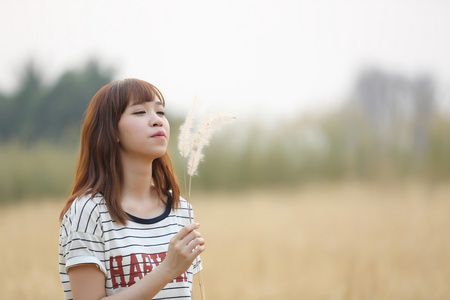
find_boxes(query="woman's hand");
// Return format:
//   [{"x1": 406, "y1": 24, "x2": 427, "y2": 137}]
[
  {"x1": 161, "y1": 223, "x2": 206, "y2": 279},
  {"x1": 68, "y1": 223, "x2": 205, "y2": 300}
]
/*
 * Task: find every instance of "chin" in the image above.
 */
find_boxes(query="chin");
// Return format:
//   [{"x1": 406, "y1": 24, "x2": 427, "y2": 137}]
[{"x1": 152, "y1": 150, "x2": 167, "y2": 159}]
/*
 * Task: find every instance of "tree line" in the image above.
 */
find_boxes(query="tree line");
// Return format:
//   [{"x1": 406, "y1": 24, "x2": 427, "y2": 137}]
[
  {"x1": 0, "y1": 59, "x2": 114, "y2": 143},
  {"x1": 193, "y1": 68, "x2": 450, "y2": 189},
  {"x1": 0, "y1": 59, "x2": 449, "y2": 201}
]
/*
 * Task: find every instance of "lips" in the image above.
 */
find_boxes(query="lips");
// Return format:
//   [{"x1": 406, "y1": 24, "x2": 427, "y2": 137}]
[{"x1": 151, "y1": 131, "x2": 166, "y2": 138}]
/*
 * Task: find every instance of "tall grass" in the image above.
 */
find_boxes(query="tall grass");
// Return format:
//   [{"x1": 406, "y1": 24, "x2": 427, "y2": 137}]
[
  {"x1": 196, "y1": 183, "x2": 450, "y2": 299},
  {"x1": 2, "y1": 183, "x2": 450, "y2": 299},
  {"x1": 0, "y1": 141, "x2": 77, "y2": 203}
]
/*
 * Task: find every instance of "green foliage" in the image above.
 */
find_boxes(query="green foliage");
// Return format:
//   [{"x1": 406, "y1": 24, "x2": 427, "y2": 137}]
[
  {"x1": 1, "y1": 113, "x2": 449, "y2": 203},
  {"x1": 1, "y1": 61, "x2": 449, "y2": 203},
  {"x1": 0, "y1": 58, "x2": 114, "y2": 143}
]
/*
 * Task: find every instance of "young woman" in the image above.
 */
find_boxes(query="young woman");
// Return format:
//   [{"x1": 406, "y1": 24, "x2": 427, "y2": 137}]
[{"x1": 59, "y1": 79, "x2": 205, "y2": 300}]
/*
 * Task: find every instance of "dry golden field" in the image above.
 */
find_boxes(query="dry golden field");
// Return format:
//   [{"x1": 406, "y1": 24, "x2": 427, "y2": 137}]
[{"x1": 1, "y1": 182, "x2": 450, "y2": 300}]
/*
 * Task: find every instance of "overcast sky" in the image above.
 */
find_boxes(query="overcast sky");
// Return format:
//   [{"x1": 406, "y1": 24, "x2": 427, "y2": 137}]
[{"x1": 1, "y1": 0, "x2": 449, "y2": 118}]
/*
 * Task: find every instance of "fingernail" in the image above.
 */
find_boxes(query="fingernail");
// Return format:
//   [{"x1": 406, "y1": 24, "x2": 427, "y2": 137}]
[{"x1": 195, "y1": 223, "x2": 200, "y2": 227}]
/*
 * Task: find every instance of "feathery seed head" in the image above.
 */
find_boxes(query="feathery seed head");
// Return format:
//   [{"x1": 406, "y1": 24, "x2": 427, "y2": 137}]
[{"x1": 178, "y1": 99, "x2": 236, "y2": 177}]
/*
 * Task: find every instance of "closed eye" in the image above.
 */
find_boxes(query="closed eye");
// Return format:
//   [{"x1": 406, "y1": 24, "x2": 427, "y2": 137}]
[
  {"x1": 133, "y1": 111, "x2": 146, "y2": 115},
  {"x1": 157, "y1": 111, "x2": 165, "y2": 116}
]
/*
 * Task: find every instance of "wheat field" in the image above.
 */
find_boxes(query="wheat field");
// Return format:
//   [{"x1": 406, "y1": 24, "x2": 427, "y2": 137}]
[{"x1": 1, "y1": 182, "x2": 449, "y2": 300}]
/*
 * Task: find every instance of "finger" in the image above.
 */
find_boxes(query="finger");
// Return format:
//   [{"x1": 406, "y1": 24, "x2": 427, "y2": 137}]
[
  {"x1": 182, "y1": 242, "x2": 206, "y2": 263},
  {"x1": 185, "y1": 237, "x2": 205, "y2": 253},
  {"x1": 182, "y1": 230, "x2": 202, "y2": 246},
  {"x1": 189, "y1": 244, "x2": 206, "y2": 258},
  {"x1": 173, "y1": 223, "x2": 200, "y2": 240}
]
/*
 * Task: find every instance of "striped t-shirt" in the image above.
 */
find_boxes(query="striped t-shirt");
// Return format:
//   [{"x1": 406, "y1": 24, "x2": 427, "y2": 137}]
[{"x1": 59, "y1": 193, "x2": 202, "y2": 300}]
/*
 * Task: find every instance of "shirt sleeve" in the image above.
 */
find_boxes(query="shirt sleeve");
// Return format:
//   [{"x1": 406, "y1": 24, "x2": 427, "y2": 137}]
[{"x1": 59, "y1": 195, "x2": 107, "y2": 276}]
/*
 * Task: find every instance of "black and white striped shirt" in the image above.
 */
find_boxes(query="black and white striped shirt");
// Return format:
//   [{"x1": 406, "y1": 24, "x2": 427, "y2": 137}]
[{"x1": 59, "y1": 193, "x2": 202, "y2": 300}]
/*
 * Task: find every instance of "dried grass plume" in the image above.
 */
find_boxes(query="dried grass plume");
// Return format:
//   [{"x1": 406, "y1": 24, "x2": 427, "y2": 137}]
[
  {"x1": 177, "y1": 99, "x2": 235, "y2": 300},
  {"x1": 178, "y1": 99, "x2": 236, "y2": 176}
]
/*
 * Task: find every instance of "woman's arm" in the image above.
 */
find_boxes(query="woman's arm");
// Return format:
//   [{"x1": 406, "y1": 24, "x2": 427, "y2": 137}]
[
  {"x1": 68, "y1": 223, "x2": 205, "y2": 300},
  {"x1": 68, "y1": 259, "x2": 174, "y2": 300}
]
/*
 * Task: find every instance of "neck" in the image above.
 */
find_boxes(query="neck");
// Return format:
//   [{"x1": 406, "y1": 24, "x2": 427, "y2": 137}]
[{"x1": 121, "y1": 154, "x2": 154, "y2": 203}]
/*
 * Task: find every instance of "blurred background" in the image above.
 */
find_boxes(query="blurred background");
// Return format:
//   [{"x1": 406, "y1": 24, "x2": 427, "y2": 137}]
[{"x1": 1, "y1": 0, "x2": 449, "y2": 299}]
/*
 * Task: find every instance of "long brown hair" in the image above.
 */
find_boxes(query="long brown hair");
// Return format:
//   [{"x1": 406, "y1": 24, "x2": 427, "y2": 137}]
[{"x1": 59, "y1": 79, "x2": 181, "y2": 225}]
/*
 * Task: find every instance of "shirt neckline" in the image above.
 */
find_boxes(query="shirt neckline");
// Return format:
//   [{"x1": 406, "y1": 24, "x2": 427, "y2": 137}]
[{"x1": 125, "y1": 193, "x2": 172, "y2": 224}]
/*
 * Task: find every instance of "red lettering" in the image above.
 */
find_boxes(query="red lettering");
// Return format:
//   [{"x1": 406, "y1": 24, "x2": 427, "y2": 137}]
[
  {"x1": 110, "y1": 252, "x2": 179, "y2": 288},
  {"x1": 128, "y1": 254, "x2": 143, "y2": 286},
  {"x1": 141, "y1": 253, "x2": 153, "y2": 274},
  {"x1": 148, "y1": 252, "x2": 186, "y2": 282},
  {"x1": 149, "y1": 253, "x2": 164, "y2": 266},
  {"x1": 109, "y1": 255, "x2": 126, "y2": 289},
  {"x1": 157, "y1": 252, "x2": 166, "y2": 262}
]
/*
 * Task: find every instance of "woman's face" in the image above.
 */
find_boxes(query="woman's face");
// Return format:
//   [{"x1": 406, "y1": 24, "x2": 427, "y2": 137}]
[{"x1": 117, "y1": 98, "x2": 170, "y2": 161}]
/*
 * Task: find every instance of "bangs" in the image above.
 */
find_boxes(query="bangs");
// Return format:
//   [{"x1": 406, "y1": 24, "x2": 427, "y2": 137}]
[{"x1": 121, "y1": 79, "x2": 166, "y2": 107}]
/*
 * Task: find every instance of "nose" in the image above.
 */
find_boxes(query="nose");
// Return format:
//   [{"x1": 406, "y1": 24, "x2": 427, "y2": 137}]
[{"x1": 150, "y1": 112, "x2": 163, "y2": 127}]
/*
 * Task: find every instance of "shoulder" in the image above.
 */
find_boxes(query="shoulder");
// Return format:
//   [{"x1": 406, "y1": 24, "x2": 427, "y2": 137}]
[
  {"x1": 176, "y1": 196, "x2": 194, "y2": 214},
  {"x1": 171, "y1": 196, "x2": 195, "y2": 222},
  {"x1": 178, "y1": 197, "x2": 193, "y2": 210},
  {"x1": 60, "y1": 194, "x2": 107, "y2": 236}
]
